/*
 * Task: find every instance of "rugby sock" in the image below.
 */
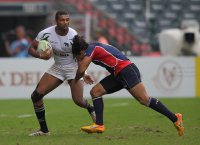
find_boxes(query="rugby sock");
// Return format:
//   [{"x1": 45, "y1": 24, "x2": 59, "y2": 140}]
[
  {"x1": 92, "y1": 97, "x2": 104, "y2": 125},
  {"x1": 147, "y1": 97, "x2": 177, "y2": 123},
  {"x1": 85, "y1": 99, "x2": 94, "y2": 113},
  {"x1": 34, "y1": 104, "x2": 49, "y2": 133}
]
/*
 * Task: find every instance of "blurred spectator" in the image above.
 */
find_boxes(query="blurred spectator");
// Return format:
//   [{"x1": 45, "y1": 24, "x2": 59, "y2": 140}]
[
  {"x1": 25, "y1": 29, "x2": 35, "y2": 45},
  {"x1": 4, "y1": 25, "x2": 29, "y2": 57},
  {"x1": 95, "y1": 28, "x2": 109, "y2": 44},
  {"x1": 1, "y1": 29, "x2": 16, "y2": 57},
  {"x1": 25, "y1": 29, "x2": 35, "y2": 57}
]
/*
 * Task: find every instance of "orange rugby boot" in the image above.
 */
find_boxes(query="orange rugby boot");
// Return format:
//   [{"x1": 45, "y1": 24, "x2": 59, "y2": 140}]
[
  {"x1": 81, "y1": 123, "x2": 105, "y2": 134},
  {"x1": 174, "y1": 113, "x2": 184, "y2": 136}
]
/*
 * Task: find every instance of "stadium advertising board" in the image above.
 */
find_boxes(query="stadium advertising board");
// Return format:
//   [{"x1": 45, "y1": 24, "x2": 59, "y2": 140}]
[{"x1": 0, "y1": 57, "x2": 197, "y2": 99}]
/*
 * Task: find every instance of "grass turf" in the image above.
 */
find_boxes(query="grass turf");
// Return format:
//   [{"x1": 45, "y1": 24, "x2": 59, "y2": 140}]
[{"x1": 0, "y1": 98, "x2": 199, "y2": 145}]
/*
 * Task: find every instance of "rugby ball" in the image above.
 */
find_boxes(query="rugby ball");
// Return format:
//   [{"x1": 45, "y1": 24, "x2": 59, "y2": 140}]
[{"x1": 37, "y1": 40, "x2": 52, "y2": 54}]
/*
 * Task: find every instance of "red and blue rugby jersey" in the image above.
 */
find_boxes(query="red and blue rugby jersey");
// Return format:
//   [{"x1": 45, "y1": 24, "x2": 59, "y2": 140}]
[{"x1": 85, "y1": 43, "x2": 132, "y2": 76}]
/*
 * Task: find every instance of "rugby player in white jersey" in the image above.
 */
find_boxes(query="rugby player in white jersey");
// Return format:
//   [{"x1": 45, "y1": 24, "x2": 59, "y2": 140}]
[{"x1": 28, "y1": 10, "x2": 95, "y2": 136}]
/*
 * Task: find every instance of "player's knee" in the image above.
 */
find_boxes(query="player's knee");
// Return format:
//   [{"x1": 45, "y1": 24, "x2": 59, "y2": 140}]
[
  {"x1": 138, "y1": 94, "x2": 149, "y2": 106},
  {"x1": 90, "y1": 89, "x2": 100, "y2": 98},
  {"x1": 31, "y1": 89, "x2": 44, "y2": 103}
]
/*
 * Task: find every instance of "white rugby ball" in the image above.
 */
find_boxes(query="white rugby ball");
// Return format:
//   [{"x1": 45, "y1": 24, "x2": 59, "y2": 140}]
[{"x1": 37, "y1": 40, "x2": 52, "y2": 54}]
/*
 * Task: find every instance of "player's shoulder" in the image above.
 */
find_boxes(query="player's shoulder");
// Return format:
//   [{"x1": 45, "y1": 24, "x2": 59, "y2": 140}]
[
  {"x1": 88, "y1": 43, "x2": 96, "y2": 49},
  {"x1": 38, "y1": 25, "x2": 56, "y2": 34},
  {"x1": 68, "y1": 27, "x2": 77, "y2": 35}
]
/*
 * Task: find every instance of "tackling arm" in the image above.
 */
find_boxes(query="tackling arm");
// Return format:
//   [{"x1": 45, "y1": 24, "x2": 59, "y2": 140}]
[{"x1": 75, "y1": 57, "x2": 92, "y2": 82}]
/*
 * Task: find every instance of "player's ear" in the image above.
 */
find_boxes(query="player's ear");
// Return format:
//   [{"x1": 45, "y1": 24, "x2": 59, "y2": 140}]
[
  {"x1": 80, "y1": 50, "x2": 85, "y2": 55},
  {"x1": 54, "y1": 20, "x2": 57, "y2": 25}
]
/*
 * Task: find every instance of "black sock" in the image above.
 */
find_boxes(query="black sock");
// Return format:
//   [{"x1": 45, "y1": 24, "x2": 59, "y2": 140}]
[
  {"x1": 34, "y1": 104, "x2": 49, "y2": 133},
  {"x1": 92, "y1": 97, "x2": 104, "y2": 125},
  {"x1": 85, "y1": 99, "x2": 94, "y2": 113},
  {"x1": 147, "y1": 97, "x2": 177, "y2": 123}
]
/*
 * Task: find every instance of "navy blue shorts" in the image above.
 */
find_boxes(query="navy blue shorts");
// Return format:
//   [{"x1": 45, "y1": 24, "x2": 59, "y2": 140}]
[{"x1": 100, "y1": 63, "x2": 141, "y2": 94}]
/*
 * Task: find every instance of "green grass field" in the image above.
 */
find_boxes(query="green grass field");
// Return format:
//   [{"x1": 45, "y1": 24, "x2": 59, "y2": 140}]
[{"x1": 0, "y1": 98, "x2": 200, "y2": 145}]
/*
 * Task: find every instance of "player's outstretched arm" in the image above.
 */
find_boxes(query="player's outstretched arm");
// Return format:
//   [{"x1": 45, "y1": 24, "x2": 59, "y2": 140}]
[
  {"x1": 83, "y1": 74, "x2": 94, "y2": 85},
  {"x1": 75, "y1": 57, "x2": 92, "y2": 81},
  {"x1": 71, "y1": 57, "x2": 92, "y2": 88}
]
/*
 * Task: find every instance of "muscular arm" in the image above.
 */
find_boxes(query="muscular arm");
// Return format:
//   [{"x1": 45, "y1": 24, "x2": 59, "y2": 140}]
[
  {"x1": 28, "y1": 39, "x2": 40, "y2": 58},
  {"x1": 75, "y1": 57, "x2": 92, "y2": 82},
  {"x1": 28, "y1": 39, "x2": 52, "y2": 59}
]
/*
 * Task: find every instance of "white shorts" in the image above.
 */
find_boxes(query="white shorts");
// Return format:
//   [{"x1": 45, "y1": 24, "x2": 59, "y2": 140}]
[{"x1": 46, "y1": 63, "x2": 83, "y2": 82}]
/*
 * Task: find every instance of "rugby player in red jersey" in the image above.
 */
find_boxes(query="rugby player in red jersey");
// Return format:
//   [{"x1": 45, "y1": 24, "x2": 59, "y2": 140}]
[{"x1": 71, "y1": 35, "x2": 184, "y2": 136}]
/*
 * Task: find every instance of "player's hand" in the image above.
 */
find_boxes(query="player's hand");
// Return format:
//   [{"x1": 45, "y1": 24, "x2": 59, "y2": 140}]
[
  {"x1": 83, "y1": 74, "x2": 94, "y2": 85},
  {"x1": 40, "y1": 48, "x2": 52, "y2": 60}
]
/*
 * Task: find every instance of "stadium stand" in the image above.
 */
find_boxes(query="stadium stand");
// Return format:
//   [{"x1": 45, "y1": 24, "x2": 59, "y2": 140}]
[{"x1": 56, "y1": 0, "x2": 199, "y2": 56}]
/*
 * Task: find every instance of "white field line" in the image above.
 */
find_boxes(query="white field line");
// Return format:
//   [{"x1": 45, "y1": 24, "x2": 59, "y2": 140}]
[
  {"x1": 106, "y1": 103, "x2": 129, "y2": 107},
  {"x1": 17, "y1": 114, "x2": 35, "y2": 118},
  {"x1": 0, "y1": 113, "x2": 48, "y2": 118},
  {"x1": 0, "y1": 114, "x2": 8, "y2": 117}
]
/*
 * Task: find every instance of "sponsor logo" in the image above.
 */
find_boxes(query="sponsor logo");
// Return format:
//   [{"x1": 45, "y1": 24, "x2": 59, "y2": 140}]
[
  {"x1": 49, "y1": 40, "x2": 58, "y2": 44},
  {"x1": 40, "y1": 33, "x2": 51, "y2": 41},
  {"x1": 0, "y1": 71, "x2": 109, "y2": 87},
  {"x1": 64, "y1": 42, "x2": 73, "y2": 47},
  {"x1": 53, "y1": 52, "x2": 70, "y2": 57},
  {"x1": 153, "y1": 60, "x2": 183, "y2": 93},
  {"x1": 90, "y1": 126, "x2": 99, "y2": 129}
]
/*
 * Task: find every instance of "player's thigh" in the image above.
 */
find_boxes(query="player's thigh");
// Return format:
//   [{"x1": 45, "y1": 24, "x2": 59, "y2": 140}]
[
  {"x1": 90, "y1": 75, "x2": 123, "y2": 98},
  {"x1": 70, "y1": 79, "x2": 84, "y2": 100},
  {"x1": 36, "y1": 73, "x2": 63, "y2": 95},
  {"x1": 128, "y1": 82, "x2": 149, "y2": 105}
]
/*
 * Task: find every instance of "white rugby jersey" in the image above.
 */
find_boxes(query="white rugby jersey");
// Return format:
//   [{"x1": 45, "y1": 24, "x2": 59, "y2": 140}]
[{"x1": 36, "y1": 25, "x2": 78, "y2": 68}]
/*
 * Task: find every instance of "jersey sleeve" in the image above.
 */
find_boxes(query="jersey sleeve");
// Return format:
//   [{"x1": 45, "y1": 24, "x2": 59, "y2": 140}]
[
  {"x1": 85, "y1": 44, "x2": 96, "y2": 59},
  {"x1": 35, "y1": 31, "x2": 43, "y2": 42}
]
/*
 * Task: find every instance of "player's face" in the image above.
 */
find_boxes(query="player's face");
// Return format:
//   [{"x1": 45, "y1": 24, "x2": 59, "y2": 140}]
[{"x1": 55, "y1": 14, "x2": 70, "y2": 31}]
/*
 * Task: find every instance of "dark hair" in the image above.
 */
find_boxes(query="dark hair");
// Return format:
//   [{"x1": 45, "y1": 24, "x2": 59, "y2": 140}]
[
  {"x1": 72, "y1": 35, "x2": 89, "y2": 55},
  {"x1": 55, "y1": 10, "x2": 68, "y2": 20}
]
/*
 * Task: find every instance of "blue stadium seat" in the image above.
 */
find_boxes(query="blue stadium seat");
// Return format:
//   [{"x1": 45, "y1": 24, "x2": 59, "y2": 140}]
[
  {"x1": 181, "y1": 10, "x2": 197, "y2": 19},
  {"x1": 125, "y1": 0, "x2": 146, "y2": 4},
  {"x1": 131, "y1": 18, "x2": 147, "y2": 37},
  {"x1": 133, "y1": 18, "x2": 147, "y2": 28},
  {"x1": 98, "y1": 4, "x2": 108, "y2": 11},
  {"x1": 119, "y1": 16, "x2": 134, "y2": 28},
  {"x1": 88, "y1": 0, "x2": 101, "y2": 3},
  {"x1": 150, "y1": 2, "x2": 165, "y2": 14},
  {"x1": 110, "y1": 2, "x2": 124, "y2": 12},
  {"x1": 162, "y1": 10, "x2": 178, "y2": 20},
  {"x1": 92, "y1": 0, "x2": 108, "y2": 10},
  {"x1": 157, "y1": 19, "x2": 173, "y2": 27},
  {"x1": 168, "y1": 2, "x2": 183, "y2": 12},
  {"x1": 128, "y1": 2, "x2": 145, "y2": 13},
  {"x1": 106, "y1": 9, "x2": 122, "y2": 19},
  {"x1": 123, "y1": 10, "x2": 137, "y2": 20},
  {"x1": 169, "y1": 0, "x2": 182, "y2": 2},
  {"x1": 148, "y1": 9, "x2": 159, "y2": 19},
  {"x1": 188, "y1": 2, "x2": 200, "y2": 13}
]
